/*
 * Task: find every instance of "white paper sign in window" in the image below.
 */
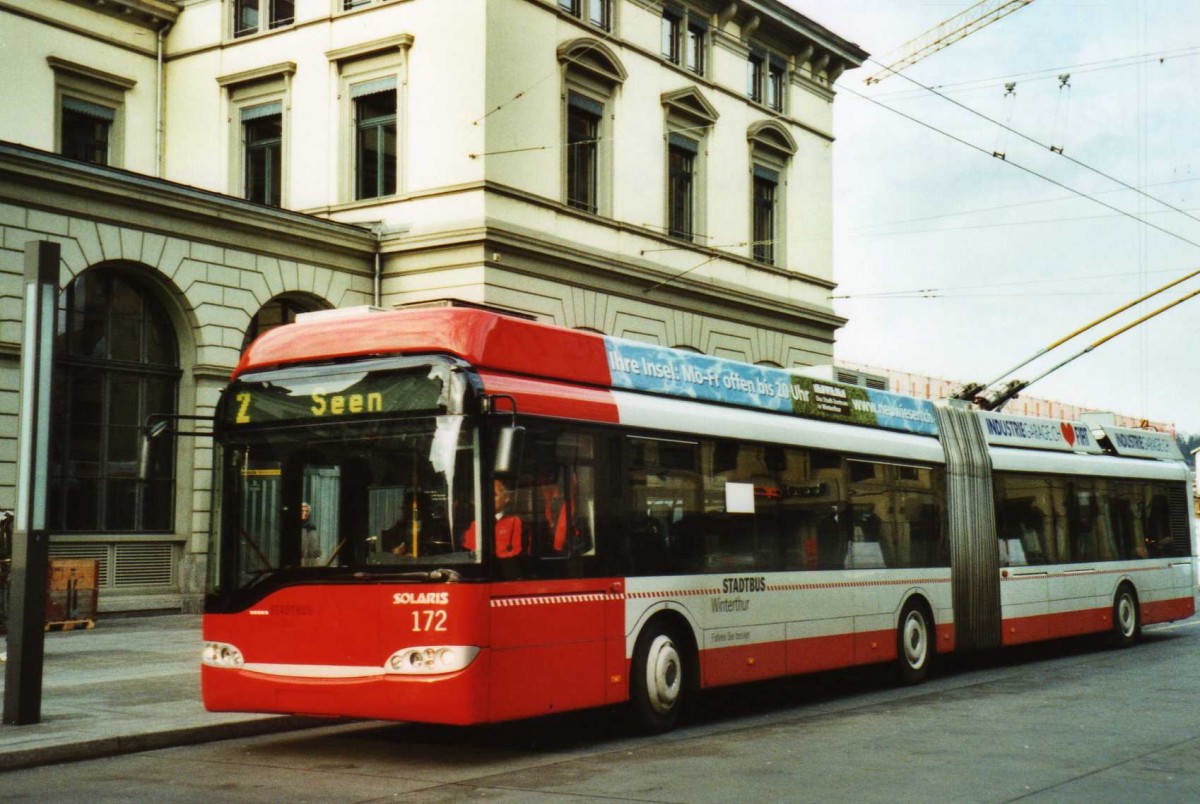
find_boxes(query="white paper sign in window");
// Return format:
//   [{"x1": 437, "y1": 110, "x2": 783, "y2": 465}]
[{"x1": 725, "y1": 482, "x2": 755, "y2": 514}]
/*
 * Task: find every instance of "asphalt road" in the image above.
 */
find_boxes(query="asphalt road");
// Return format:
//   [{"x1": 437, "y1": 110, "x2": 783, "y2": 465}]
[{"x1": 4, "y1": 620, "x2": 1200, "y2": 803}]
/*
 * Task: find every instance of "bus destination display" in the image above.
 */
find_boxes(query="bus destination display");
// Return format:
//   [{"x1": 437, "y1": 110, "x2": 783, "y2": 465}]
[{"x1": 225, "y1": 370, "x2": 448, "y2": 426}]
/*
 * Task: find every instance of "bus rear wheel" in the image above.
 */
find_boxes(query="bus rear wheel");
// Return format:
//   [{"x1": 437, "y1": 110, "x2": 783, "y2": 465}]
[
  {"x1": 1110, "y1": 585, "x2": 1140, "y2": 649},
  {"x1": 895, "y1": 599, "x2": 933, "y2": 684},
  {"x1": 631, "y1": 623, "x2": 687, "y2": 733}
]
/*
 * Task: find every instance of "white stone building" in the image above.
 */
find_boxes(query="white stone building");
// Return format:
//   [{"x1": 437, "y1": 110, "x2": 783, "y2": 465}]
[{"x1": 0, "y1": 0, "x2": 866, "y2": 611}]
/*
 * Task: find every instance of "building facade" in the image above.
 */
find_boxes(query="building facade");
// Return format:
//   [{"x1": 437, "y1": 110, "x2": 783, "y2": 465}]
[{"x1": 0, "y1": 0, "x2": 866, "y2": 611}]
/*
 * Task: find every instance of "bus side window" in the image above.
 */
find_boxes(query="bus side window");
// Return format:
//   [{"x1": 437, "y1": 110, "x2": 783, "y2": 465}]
[
  {"x1": 1145, "y1": 487, "x2": 1173, "y2": 557},
  {"x1": 510, "y1": 428, "x2": 597, "y2": 578},
  {"x1": 627, "y1": 436, "x2": 700, "y2": 576}
]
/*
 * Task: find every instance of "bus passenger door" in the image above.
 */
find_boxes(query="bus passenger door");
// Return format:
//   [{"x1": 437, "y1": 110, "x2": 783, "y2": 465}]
[{"x1": 487, "y1": 433, "x2": 615, "y2": 721}]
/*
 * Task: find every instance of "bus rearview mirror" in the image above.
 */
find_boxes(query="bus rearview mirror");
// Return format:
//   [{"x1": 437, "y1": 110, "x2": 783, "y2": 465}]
[{"x1": 494, "y1": 425, "x2": 526, "y2": 478}]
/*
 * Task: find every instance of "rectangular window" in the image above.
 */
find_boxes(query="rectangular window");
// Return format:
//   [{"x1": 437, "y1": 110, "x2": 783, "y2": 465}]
[
  {"x1": 662, "y1": 7, "x2": 682, "y2": 64},
  {"x1": 243, "y1": 103, "x2": 282, "y2": 206},
  {"x1": 353, "y1": 79, "x2": 398, "y2": 200},
  {"x1": 234, "y1": 0, "x2": 259, "y2": 37},
  {"x1": 686, "y1": 19, "x2": 707, "y2": 75},
  {"x1": 270, "y1": 0, "x2": 294, "y2": 29},
  {"x1": 845, "y1": 461, "x2": 944, "y2": 569},
  {"x1": 668, "y1": 134, "x2": 696, "y2": 240},
  {"x1": 767, "y1": 57, "x2": 787, "y2": 112},
  {"x1": 234, "y1": 0, "x2": 293, "y2": 37},
  {"x1": 747, "y1": 51, "x2": 765, "y2": 103},
  {"x1": 995, "y1": 473, "x2": 1190, "y2": 565},
  {"x1": 752, "y1": 166, "x2": 777, "y2": 264},
  {"x1": 344, "y1": 0, "x2": 373, "y2": 9},
  {"x1": 566, "y1": 93, "x2": 601, "y2": 213},
  {"x1": 60, "y1": 97, "x2": 113, "y2": 166},
  {"x1": 561, "y1": 0, "x2": 610, "y2": 31},
  {"x1": 588, "y1": 0, "x2": 609, "y2": 29}
]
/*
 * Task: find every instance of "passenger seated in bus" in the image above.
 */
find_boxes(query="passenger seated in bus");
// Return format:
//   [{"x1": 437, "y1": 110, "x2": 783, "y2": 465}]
[
  {"x1": 463, "y1": 479, "x2": 523, "y2": 558},
  {"x1": 380, "y1": 492, "x2": 450, "y2": 556},
  {"x1": 531, "y1": 464, "x2": 585, "y2": 556}
]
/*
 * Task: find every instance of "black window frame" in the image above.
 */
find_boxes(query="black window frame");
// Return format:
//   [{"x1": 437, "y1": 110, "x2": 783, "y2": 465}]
[
  {"x1": 354, "y1": 87, "x2": 398, "y2": 201},
  {"x1": 662, "y1": 5, "x2": 706, "y2": 76},
  {"x1": 752, "y1": 166, "x2": 778, "y2": 265},
  {"x1": 686, "y1": 17, "x2": 707, "y2": 75},
  {"x1": 560, "y1": 0, "x2": 611, "y2": 31},
  {"x1": 661, "y1": 5, "x2": 682, "y2": 64},
  {"x1": 233, "y1": 0, "x2": 294, "y2": 37},
  {"x1": 244, "y1": 110, "x2": 283, "y2": 207},
  {"x1": 667, "y1": 134, "x2": 697, "y2": 240},
  {"x1": 242, "y1": 296, "x2": 316, "y2": 352},
  {"x1": 60, "y1": 98, "x2": 113, "y2": 166},
  {"x1": 50, "y1": 270, "x2": 180, "y2": 533},
  {"x1": 269, "y1": 0, "x2": 295, "y2": 29},
  {"x1": 766, "y1": 56, "x2": 787, "y2": 112},
  {"x1": 566, "y1": 92, "x2": 602, "y2": 214},
  {"x1": 747, "y1": 49, "x2": 765, "y2": 103}
]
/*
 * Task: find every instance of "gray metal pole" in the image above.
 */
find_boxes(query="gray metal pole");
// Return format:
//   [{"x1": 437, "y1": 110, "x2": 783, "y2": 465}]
[{"x1": 3, "y1": 241, "x2": 60, "y2": 726}]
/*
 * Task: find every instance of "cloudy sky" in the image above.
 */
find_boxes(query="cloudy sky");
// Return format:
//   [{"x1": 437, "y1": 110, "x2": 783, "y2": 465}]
[{"x1": 792, "y1": 1, "x2": 1200, "y2": 433}]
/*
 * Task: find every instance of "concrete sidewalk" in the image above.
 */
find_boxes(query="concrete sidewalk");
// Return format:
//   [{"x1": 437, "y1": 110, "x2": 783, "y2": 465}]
[{"x1": 0, "y1": 614, "x2": 325, "y2": 772}]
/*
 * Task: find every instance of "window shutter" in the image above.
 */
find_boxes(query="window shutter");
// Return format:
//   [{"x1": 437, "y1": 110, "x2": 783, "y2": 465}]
[
  {"x1": 241, "y1": 101, "x2": 283, "y2": 122},
  {"x1": 350, "y1": 76, "x2": 397, "y2": 99},
  {"x1": 568, "y1": 92, "x2": 603, "y2": 117},
  {"x1": 62, "y1": 96, "x2": 115, "y2": 121},
  {"x1": 668, "y1": 133, "x2": 698, "y2": 153},
  {"x1": 753, "y1": 164, "x2": 779, "y2": 183}
]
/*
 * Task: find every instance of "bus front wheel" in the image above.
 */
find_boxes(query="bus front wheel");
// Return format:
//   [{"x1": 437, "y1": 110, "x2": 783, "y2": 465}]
[
  {"x1": 631, "y1": 623, "x2": 687, "y2": 733},
  {"x1": 895, "y1": 599, "x2": 933, "y2": 684},
  {"x1": 1110, "y1": 585, "x2": 1140, "y2": 649}
]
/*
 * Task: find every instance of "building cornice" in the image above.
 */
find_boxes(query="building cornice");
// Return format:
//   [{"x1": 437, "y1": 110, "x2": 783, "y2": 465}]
[
  {"x1": 357, "y1": 178, "x2": 838, "y2": 293},
  {"x1": 0, "y1": 0, "x2": 160, "y2": 56},
  {"x1": 0, "y1": 141, "x2": 374, "y2": 273},
  {"x1": 359, "y1": 180, "x2": 843, "y2": 336},
  {"x1": 325, "y1": 33, "x2": 414, "y2": 63},
  {"x1": 484, "y1": 180, "x2": 838, "y2": 287},
  {"x1": 737, "y1": 0, "x2": 868, "y2": 65},
  {"x1": 216, "y1": 62, "x2": 297, "y2": 88},
  {"x1": 62, "y1": 0, "x2": 180, "y2": 28},
  {"x1": 47, "y1": 56, "x2": 138, "y2": 90},
  {"x1": 480, "y1": 223, "x2": 845, "y2": 338}
]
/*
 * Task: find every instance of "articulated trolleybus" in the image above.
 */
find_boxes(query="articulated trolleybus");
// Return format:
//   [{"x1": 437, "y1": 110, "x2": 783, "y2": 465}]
[{"x1": 203, "y1": 308, "x2": 1195, "y2": 731}]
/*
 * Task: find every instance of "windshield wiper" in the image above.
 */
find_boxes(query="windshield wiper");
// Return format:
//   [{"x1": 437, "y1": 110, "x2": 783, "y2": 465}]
[
  {"x1": 241, "y1": 568, "x2": 277, "y2": 591},
  {"x1": 351, "y1": 568, "x2": 462, "y2": 582}
]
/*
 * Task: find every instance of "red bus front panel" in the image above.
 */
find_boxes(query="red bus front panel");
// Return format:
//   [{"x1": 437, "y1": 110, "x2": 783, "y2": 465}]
[{"x1": 203, "y1": 583, "x2": 492, "y2": 724}]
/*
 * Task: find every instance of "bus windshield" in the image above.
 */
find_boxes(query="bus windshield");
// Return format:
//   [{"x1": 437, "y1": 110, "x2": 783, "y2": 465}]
[{"x1": 211, "y1": 414, "x2": 481, "y2": 595}]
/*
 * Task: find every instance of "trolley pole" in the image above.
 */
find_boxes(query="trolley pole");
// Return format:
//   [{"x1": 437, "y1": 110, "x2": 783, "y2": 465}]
[{"x1": 3, "y1": 241, "x2": 60, "y2": 726}]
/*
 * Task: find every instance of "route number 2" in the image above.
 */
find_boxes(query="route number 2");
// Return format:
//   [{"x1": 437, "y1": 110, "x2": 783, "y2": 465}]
[{"x1": 411, "y1": 610, "x2": 447, "y2": 632}]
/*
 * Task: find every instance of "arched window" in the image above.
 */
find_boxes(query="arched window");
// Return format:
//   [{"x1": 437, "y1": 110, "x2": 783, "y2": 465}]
[
  {"x1": 558, "y1": 38, "x2": 626, "y2": 216},
  {"x1": 51, "y1": 268, "x2": 180, "y2": 532},
  {"x1": 241, "y1": 295, "x2": 319, "y2": 352},
  {"x1": 747, "y1": 121, "x2": 797, "y2": 266}
]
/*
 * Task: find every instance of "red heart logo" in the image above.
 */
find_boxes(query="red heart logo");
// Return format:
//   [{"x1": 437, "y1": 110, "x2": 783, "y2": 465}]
[{"x1": 1060, "y1": 421, "x2": 1076, "y2": 446}]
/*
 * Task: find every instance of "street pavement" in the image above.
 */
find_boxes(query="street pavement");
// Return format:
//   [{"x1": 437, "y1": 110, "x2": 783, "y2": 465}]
[
  {"x1": 2, "y1": 600, "x2": 1199, "y2": 776},
  {"x1": 0, "y1": 614, "x2": 326, "y2": 772}
]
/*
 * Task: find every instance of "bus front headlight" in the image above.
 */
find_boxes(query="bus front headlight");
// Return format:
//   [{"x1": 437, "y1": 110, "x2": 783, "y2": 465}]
[
  {"x1": 202, "y1": 641, "x2": 245, "y2": 669},
  {"x1": 385, "y1": 646, "x2": 480, "y2": 675}
]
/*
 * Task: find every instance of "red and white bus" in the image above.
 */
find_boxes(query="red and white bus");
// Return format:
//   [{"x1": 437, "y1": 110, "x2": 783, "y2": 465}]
[{"x1": 201, "y1": 307, "x2": 1195, "y2": 731}]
